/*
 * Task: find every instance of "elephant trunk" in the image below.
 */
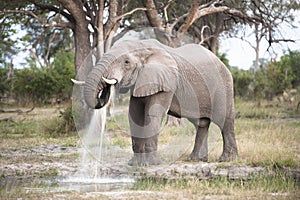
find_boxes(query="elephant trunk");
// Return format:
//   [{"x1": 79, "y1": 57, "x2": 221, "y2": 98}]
[{"x1": 84, "y1": 55, "x2": 115, "y2": 109}]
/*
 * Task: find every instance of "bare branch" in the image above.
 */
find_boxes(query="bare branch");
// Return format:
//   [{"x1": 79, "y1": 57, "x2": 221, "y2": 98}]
[
  {"x1": 42, "y1": 23, "x2": 74, "y2": 29},
  {"x1": 242, "y1": 37, "x2": 256, "y2": 50},
  {"x1": 268, "y1": 38, "x2": 295, "y2": 44},
  {"x1": 28, "y1": 0, "x2": 75, "y2": 23},
  {"x1": 142, "y1": 0, "x2": 163, "y2": 28},
  {"x1": 169, "y1": 13, "x2": 189, "y2": 30},
  {"x1": 1, "y1": 9, "x2": 42, "y2": 23},
  {"x1": 198, "y1": 25, "x2": 210, "y2": 45},
  {"x1": 1, "y1": 9, "x2": 75, "y2": 29},
  {"x1": 163, "y1": 0, "x2": 173, "y2": 24},
  {"x1": 115, "y1": 7, "x2": 147, "y2": 21},
  {"x1": 178, "y1": 0, "x2": 201, "y2": 35},
  {"x1": 225, "y1": 9, "x2": 262, "y2": 24}
]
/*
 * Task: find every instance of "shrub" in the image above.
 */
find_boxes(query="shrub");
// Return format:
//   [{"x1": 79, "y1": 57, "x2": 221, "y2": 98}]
[
  {"x1": 12, "y1": 51, "x2": 75, "y2": 105},
  {"x1": 43, "y1": 104, "x2": 76, "y2": 136},
  {"x1": 0, "y1": 67, "x2": 9, "y2": 99},
  {"x1": 231, "y1": 67, "x2": 253, "y2": 98}
]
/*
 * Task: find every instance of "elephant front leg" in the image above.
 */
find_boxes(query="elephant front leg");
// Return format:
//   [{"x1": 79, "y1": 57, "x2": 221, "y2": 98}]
[
  {"x1": 128, "y1": 134, "x2": 161, "y2": 166},
  {"x1": 128, "y1": 94, "x2": 172, "y2": 166},
  {"x1": 128, "y1": 114, "x2": 163, "y2": 166}
]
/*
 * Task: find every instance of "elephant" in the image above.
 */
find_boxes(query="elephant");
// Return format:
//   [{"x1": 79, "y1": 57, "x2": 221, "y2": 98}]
[{"x1": 83, "y1": 39, "x2": 238, "y2": 165}]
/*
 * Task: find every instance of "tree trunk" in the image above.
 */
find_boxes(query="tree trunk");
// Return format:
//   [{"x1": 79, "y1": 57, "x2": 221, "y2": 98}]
[
  {"x1": 209, "y1": 37, "x2": 218, "y2": 54},
  {"x1": 73, "y1": 25, "x2": 92, "y2": 80},
  {"x1": 72, "y1": 25, "x2": 92, "y2": 128},
  {"x1": 254, "y1": 24, "x2": 260, "y2": 74}
]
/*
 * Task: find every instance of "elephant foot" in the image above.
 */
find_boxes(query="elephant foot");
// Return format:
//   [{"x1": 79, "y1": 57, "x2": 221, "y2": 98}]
[
  {"x1": 129, "y1": 135, "x2": 160, "y2": 166},
  {"x1": 128, "y1": 152, "x2": 161, "y2": 166},
  {"x1": 186, "y1": 152, "x2": 208, "y2": 162},
  {"x1": 218, "y1": 151, "x2": 238, "y2": 162}
]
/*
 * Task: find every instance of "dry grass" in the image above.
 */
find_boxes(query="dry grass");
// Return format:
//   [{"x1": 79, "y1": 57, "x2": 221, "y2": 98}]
[
  {"x1": 236, "y1": 119, "x2": 299, "y2": 166},
  {"x1": 0, "y1": 106, "x2": 61, "y2": 122},
  {"x1": 0, "y1": 100, "x2": 299, "y2": 199},
  {"x1": 106, "y1": 100, "x2": 300, "y2": 167}
]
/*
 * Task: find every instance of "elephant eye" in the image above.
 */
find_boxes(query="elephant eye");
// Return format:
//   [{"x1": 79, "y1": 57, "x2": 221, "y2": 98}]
[{"x1": 124, "y1": 60, "x2": 130, "y2": 65}]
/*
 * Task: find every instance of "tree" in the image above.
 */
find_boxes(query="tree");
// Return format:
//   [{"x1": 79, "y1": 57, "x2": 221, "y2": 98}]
[
  {"x1": 21, "y1": 14, "x2": 74, "y2": 68},
  {"x1": 238, "y1": 0, "x2": 299, "y2": 73},
  {"x1": 0, "y1": 13, "x2": 20, "y2": 67},
  {"x1": 2, "y1": 0, "x2": 299, "y2": 72}
]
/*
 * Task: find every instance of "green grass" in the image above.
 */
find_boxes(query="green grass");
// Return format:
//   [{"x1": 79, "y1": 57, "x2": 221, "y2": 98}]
[
  {"x1": 0, "y1": 121, "x2": 40, "y2": 138},
  {"x1": 134, "y1": 172, "x2": 299, "y2": 198}
]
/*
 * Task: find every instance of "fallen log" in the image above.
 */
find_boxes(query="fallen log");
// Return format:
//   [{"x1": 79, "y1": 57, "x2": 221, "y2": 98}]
[
  {"x1": 0, "y1": 117, "x2": 16, "y2": 123},
  {"x1": 0, "y1": 107, "x2": 35, "y2": 114}
]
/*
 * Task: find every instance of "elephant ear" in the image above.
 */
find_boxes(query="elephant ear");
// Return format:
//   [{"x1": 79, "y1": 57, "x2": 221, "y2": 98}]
[{"x1": 133, "y1": 64, "x2": 178, "y2": 97}]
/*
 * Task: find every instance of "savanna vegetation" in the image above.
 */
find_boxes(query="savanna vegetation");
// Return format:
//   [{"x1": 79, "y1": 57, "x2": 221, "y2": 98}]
[{"x1": 0, "y1": 0, "x2": 299, "y2": 199}]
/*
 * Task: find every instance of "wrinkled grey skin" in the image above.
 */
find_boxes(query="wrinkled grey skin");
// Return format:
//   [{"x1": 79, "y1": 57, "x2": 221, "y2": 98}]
[{"x1": 84, "y1": 39, "x2": 238, "y2": 166}]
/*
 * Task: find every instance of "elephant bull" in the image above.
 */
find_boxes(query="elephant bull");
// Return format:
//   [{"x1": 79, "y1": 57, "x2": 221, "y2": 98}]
[{"x1": 82, "y1": 39, "x2": 238, "y2": 165}]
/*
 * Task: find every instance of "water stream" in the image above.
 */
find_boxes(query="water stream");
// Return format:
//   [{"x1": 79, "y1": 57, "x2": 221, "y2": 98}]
[{"x1": 59, "y1": 106, "x2": 134, "y2": 192}]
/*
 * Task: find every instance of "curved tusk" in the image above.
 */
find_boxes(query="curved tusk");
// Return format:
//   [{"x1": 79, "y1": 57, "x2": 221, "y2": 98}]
[
  {"x1": 102, "y1": 77, "x2": 117, "y2": 85},
  {"x1": 71, "y1": 79, "x2": 85, "y2": 85}
]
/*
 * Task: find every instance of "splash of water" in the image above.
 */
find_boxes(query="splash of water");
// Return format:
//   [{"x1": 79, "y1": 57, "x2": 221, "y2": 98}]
[
  {"x1": 78, "y1": 107, "x2": 107, "y2": 178},
  {"x1": 63, "y1": 102, "x2": 134, "y2": 189}
]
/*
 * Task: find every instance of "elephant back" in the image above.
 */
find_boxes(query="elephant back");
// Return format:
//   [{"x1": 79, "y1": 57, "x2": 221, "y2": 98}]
[{"x1": 169, "y1": 44, "x2": 233, "y2": 129}]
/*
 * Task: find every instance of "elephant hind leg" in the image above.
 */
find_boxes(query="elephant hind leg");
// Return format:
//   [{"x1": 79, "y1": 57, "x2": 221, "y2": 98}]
[
  {"x1": 188, "y1": 118, "x2": 210, "y2": 162},
  {"x1": 219, "y1": 118, "x2": 238, "y2": 162}
]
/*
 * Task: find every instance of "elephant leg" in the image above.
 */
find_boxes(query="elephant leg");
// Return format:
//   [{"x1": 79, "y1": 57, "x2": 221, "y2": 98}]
[
  {"x1": 219, "y1": 118, "x2": 238, "y2": 162},
  {"x1": 128, "y1": 92, "x2": 173, "y2": 166},
  {"x1": 129, "y1": 134, "x2": 160, "y2": 166},
  {"x1": 188, "y1": 118, "x2": 210, "y2": 162},
  {"x1": 199, "y1": 132, "x2": 208, "y2": 161}
]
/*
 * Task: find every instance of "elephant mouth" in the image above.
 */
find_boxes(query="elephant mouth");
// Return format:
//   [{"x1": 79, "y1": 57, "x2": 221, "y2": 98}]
[{"x1": 95, "y1": 84, "x2": 111, "y2": 109}]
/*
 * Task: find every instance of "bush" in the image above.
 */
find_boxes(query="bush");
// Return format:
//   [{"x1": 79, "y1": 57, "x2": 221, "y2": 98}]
[
  {"x1": 231, "y1": 67, "x2": 253, "y2": 98},
  {"x1": 13, "y1": 67, "x2": 54, "y2": 105},
  {"x1": 11, "y1": 51, "x2": 75, "y2": 105},
  {"x1": 231, "y1": 50, "x2": 300, "y2": 100},
  {"x1": 43, "y1": 104, "x2": 76, "y2": 136},
  {"x1": 51, "y1": 51, "x2": 75, "y2": 101},
  {"x1": 0, "y1": 67, "x2": 9, "y2": 98}
]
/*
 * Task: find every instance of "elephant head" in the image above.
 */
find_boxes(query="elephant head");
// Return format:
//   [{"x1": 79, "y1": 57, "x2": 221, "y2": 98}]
[{"x1": 84, "y1": 40, "x2": 178, "y2": 109}]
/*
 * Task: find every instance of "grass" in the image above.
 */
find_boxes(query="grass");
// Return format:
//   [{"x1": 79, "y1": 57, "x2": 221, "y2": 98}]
[
  {"x1": 133, "y1": 173, "x2": 299, "y2": 198},
  {"x1": 105, "y1": 100, "x2": 300, "y2": 168},
  {"x1": 0, "y1": 99, "x2": 299, "y2": 199},
  {"x1": 233, "y1": 99, "x2": 299, "y2": 167}
]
